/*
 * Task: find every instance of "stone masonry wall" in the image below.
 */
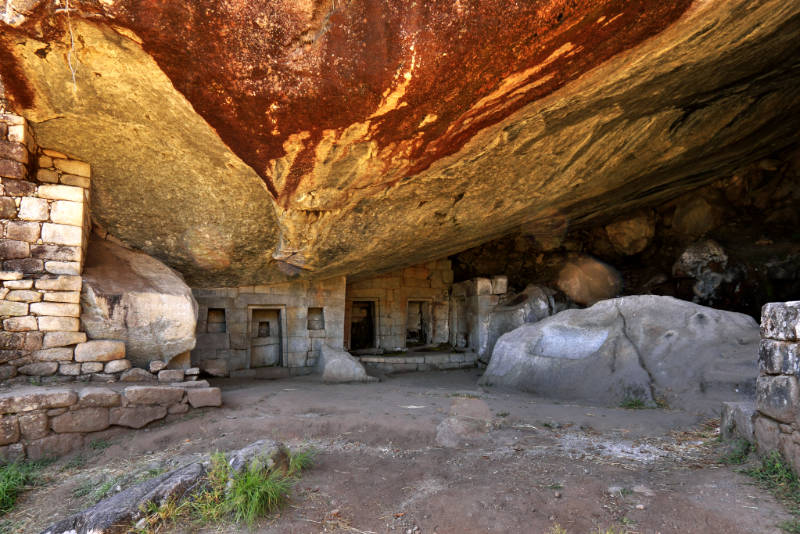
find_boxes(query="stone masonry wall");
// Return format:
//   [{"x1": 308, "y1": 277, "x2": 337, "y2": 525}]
[
  {"x1": 345, "y1": 260, "x2": 453, "y2": 350},
  {"x1": 192, "y1": 276, "x2": 346, "y2": 376},
  {"x1": 754, "y1": 301, "x2": 800, "y2": 474},
  {"x1": 0, "y1": 112, "x2": 137, "y2": 382},
  {"x1": 0, "y1": 382, "x2": 222, "y2": 461}
]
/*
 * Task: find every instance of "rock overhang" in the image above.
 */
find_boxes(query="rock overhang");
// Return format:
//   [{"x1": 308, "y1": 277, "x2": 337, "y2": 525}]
[{"x1": 1, "y1": 0, "x2": 799, "y2": 286}]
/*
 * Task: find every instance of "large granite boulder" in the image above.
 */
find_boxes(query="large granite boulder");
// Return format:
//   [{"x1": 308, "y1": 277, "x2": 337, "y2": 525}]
[
  {"x1": 480, "y1": 296, "x2": 759, "y2": 410},
  {"x1": 80, "y1": 238, "x2": 198, "y2": 368}
]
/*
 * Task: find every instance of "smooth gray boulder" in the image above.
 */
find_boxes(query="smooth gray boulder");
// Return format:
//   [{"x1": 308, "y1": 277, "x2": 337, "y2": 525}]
[
  {"x1": 482, "y1": 285, "x2": 569, "y2": 362},
  {"x1": 480, "y1": 296, "x2": 759, "y2": 410},
  {"x1": 81, "y1": 238, "x2": 198, "y2": 368},
  {"x1": 316, "y1": 345, "x2": 377, "y2": 383}
]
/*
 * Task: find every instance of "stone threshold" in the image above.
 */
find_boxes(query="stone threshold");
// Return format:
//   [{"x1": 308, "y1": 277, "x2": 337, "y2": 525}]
[{"x1": 360, "y1": 351, "x2": 477, "y2": 373}]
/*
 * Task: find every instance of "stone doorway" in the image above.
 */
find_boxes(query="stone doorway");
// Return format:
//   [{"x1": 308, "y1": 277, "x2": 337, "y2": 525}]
[
  {"x1": 406, "y1": 300, "x2": 432, "y2": 347},
  {"x1": 250, "y1": 308, "x2": 282, "y2": 367},
  {"x1": 350, "y1": 301, "x2": 376, "y2": 350}
]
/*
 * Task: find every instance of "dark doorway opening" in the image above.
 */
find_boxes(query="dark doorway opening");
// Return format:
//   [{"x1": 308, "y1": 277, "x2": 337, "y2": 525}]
[{"x1": 350, "y1": 301, "x2": 376, "y2": 350}]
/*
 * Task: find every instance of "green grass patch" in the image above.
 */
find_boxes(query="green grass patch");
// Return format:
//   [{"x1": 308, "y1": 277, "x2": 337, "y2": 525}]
[
  {"x1": 0, "y1": 461, "x2": 48, "y2": 514},
  {"x1": 744, "y1": 451, "x2": 800, "y2": 532},
  {"x1": 719, "y1": 439, "x2": 752, "y2": 465},
  {"x1": 619, "y1": 397, "x2": 647, "y2": 410},
  {"x1": 134, "y1": 448, "x2": 315, "y2": 532},
  {"x1": 89, "y1": 439, "x2": 111, "y2": 451}
]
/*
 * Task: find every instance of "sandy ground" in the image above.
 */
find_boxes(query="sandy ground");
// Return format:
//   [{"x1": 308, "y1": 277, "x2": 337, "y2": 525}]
[{"x1": 3, "y1": 369, "x2": 792, "y2": 534}]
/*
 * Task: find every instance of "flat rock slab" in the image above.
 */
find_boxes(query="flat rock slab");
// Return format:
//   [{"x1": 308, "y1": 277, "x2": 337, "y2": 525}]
[{"x1": 123, "y1": 386, "x2": 185, "y2": 405}]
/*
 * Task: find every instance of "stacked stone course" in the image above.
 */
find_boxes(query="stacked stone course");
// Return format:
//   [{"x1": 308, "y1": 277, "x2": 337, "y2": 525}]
[
  {"x1": 0, "y1": 113, "x2": 138, "y2": 382},
  {"x1": 0, "y1": 382, "x2": 222, "y2": 461},
  {"x1": 754, "y1": 301, "x2": 800, "y2": 473}
]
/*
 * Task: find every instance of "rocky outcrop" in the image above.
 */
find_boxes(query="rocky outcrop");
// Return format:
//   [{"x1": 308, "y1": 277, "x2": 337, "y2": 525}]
[
  {"x1": 556, "y1": 257, "x2": 621, "y2": 306},
  {"x1": 316, "y1": 345, "x2": 376, "y2": 384},
  {"x1": 0, "y1": 1, "x2": 797, "y2": 285},
  {"x1": 480, "y1": 296, "x2": 759, "y2": 410},
  {"x1": 80, "y1": 238, "x2": 198, "y2": 368}
]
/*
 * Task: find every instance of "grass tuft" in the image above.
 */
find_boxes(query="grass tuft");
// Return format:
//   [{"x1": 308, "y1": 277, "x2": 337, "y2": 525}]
[
  {"x1": 0, "y1": 461, "x2": 47, "y2": 514},
  {"x1": 718, "y1": 439, "x2": 752, "y2": 465},
  {"x1": 744, "y1": 451, "x2": 800, "y2": 532},
  {"x1": 619, "y1": 397, "x2": 647, "y2": 410}
]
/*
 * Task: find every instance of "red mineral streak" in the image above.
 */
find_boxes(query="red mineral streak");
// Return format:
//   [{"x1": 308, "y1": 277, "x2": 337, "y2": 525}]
[{"x1": 1, "y1": 0, "x2": 692, "y2": 206}]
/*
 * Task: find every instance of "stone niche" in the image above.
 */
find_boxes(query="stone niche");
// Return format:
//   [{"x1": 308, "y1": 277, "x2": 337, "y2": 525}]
[
  {"x1": 191, "y1": 277, "x2": 346, "y2": 377},
  {"x1": 344, "y1": 260, "x2": 454, "y2": 351}
]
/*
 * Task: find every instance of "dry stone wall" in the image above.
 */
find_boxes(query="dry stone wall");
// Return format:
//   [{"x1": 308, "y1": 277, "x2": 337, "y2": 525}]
[
  {"x1": 0, "y1": 382, "x2": 221, "y2": 461},
  {"x1": 754, "y1": 301, "x2": 800, "y2": 473},
  {"x1": 345, "y1": 260, "x2": 454, "y2": 350},
  {"x1": 0, "y1": 112, "x2": 138, "y2": 382}
]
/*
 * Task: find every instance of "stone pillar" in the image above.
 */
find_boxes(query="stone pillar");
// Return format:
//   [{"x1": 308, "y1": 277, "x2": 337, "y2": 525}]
[
  {"x1": 754, "y1": 301, "x2": 800, "y2": 473},
  {"x1": 0, "y1": 112, "x2": 99, "y2": 380}
]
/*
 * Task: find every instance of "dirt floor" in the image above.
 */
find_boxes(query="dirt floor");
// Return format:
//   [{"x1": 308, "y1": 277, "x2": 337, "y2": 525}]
[{"x1": 3, "y1": 369, "x2": 793, "y2": 534}]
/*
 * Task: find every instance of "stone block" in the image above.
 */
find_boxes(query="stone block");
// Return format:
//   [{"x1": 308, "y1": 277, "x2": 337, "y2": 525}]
[
  {"x1": 0, "y1": 365, "x2": 16, "y2": 380},
  {"x1": 0, "y1": 159, "x2": 25, "y2": 179},
  {"x1": 38, "y1": 155, "x2": 53, "y2": 168},
  {"x1": 109, "y1": 405, "x2": 167, "y2": 429},
  {"x1": 74, "y1": 340, "x2": 125, "y2": 362},
  {"x1": 30, "y1": 244, "x2": 81, "y2": 262},
  {"x1": 158, "y1": 369, "x2": 184, "y2": 382},
  {"x1": 77, "y1": 387, "x2": 121, "y2": 408},
  {"x1": 124, "y1": 386, "x2": 184, "y2": 405},
  {"x1": 35, "y1": 275, "x2": 82, "y2": 291},
  {"x1": 32, "y1": 348, "x2": 74, "y2": 362},
  {"x1": 6, "y1": 223, "x2": 40, "y2": 245},
  {"x1": 30, "y1": 301, "x2": 81, "y2": 317},
  {"x1": 49, "y1": 200, "x2": 83, "y2": 226},
  {"x1": 0, "y1": 141, "x2": 27, "y2": 163},
  {"x1": 44, "y1": 261, "x2": 81, "y2": 275},
  {"x1": 0, "y1": 197, "x2": 15, "y2": 218},
  {"x1": 0, "y1": 388, "x2": 77, "y2": 414},
  {"x1": 81, "y1": 362, "x2": 104, "y2": 374},
  {"x1": 41, "y1": 223, "x2": 82, "y2": 246},
  {"x1": 0, "y1": 443, "x2": 25, "y2": 463},
  {"x1": 721, "y1": 401, "x2": 757, "y2": 442},
  {"x1": 475, "y1": 278, "x2": 493, "y2": 296},
  {"x1": 0, "y1": 272, "x2": 22, "y2": 282},
  {"x1": 491, "y1": 276, "x2": 508, "y2": 295},
  {"x1": 105, "y1": 359, "x2": 131, "y2": 373},
  {"x1": 26, "y1": 433, "x2": 84, "y2": 460},
  {"x1": 119, "y1": 368, "x2": 156, "y2": 382},
  {"x1": 2, "y1": 179, "x2": 36, "y2": 196},
  {"x1": 149, "y1": 360, "x2": 167, "y2": 373},
  {"x1": 0, "y1": 300, "x2": 28, "y2": 316},
  {"x1": 6, "y1": 289, "x2": 42, "y2": 302},
  {"x1": 36, "y1": 184, "x2": 84, "y2": 202},
  {"x1": 53, "y1": 159, "x2": 90, "y2": 178},
  {"x1": 756, "y1": 375, "x2": 799, "y2": 424},
  {"x1": 759, "y1": 339, "x2": 800, "y2": 375},
  {"x1": 38, "y1": 316, "x2": 80, "y2": 331},
  {"x1": 761, "y1": 302, "x2": 800, "y2": 341},
  {"x1": 754, "y1": 415, "x2": 783, "y2": 453},
  {"x1": 0, "y1": 415, "x2": 19, "y2": 446},
  {"x1": 90, "y1": 373, "x2": 117, "y2": 383},
  {"x1": 59, "y1": 363, "x2": 81, "y2": 376},
  {"x1": 51, "y1": 408, "x2": 109, "y2": 433},
  {"x1": 0, "y1": 239, "x2": 30, "y2": 259},
  {"x1": 2, "y1": 316, "x2": 37, "y2": 331},
  {"x1": 41, "y1": 149, "x2": 67, "y2": 158},
  {"x1": 18, "y1": 362, "x2": 58, "y2": 376},
  {"x1": 3, "y1": 279, "x2": 32, "y2": 289},
  {"x1": 36, "y1": 168, "x2": 59, "y2": 183},
  {"x1": 17, "y1": 197, "x2": 48, "y2": 221},
  {"x1": 199, "y1": 359, "x2": 228, "y2": 377},
  {"x1": 186, "y1": 387, "x2": 222, "y2": 408},
  {"x1": 18, "y1": 412, "x2": 48, "y2": 440},
  {"x1": 43, "y1": 331, "x2": 87, "y2": 348},
  {"x1": 43, "y1": 291, "x2": 81, "y2": 303},
  {"x1": 167, "y1": 403, "x2": 189, "y2": 414},
  {"x1": 3, "y1": 258, "x2": 43, "y2": 274},
  {"x1": 59, "y1": 174, "x2": 90, "y2": 188}
]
